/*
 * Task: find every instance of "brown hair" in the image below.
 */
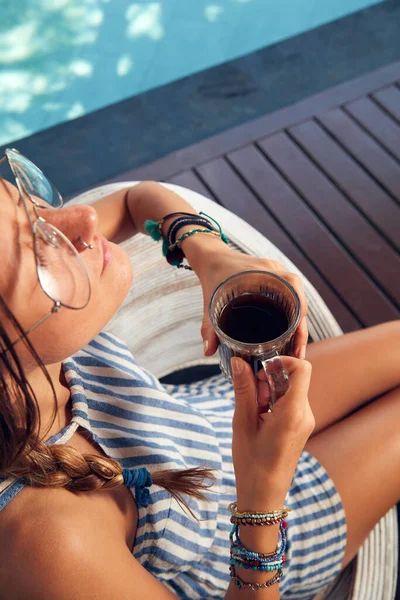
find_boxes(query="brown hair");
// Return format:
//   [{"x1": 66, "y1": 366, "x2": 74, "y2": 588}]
[{"x1": 0, "y1": 296, "x2": 215, "y2": 517}]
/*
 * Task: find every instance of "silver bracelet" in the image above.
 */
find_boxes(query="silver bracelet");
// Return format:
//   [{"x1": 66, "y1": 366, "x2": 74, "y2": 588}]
[{"x1": 230, "y1": 566, "x2": 283, "y2": 591}]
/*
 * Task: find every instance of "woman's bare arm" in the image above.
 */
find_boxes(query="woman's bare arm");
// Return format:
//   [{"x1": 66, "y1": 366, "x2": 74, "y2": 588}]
[
  {"x1": 91, "y1": 182, "x2": 229, "y2": 264},
  {"x1": 90, "y1": 186, "x2": 137, "y2": 244},
  {"x1": 92, "y1": 181, "x2": 200, "y2": 241}
]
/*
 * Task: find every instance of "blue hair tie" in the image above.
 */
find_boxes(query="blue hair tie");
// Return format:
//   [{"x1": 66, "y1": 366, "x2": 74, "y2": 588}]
[{"x1": 122, "y1": 467, "x2": 153, "y2": 508}]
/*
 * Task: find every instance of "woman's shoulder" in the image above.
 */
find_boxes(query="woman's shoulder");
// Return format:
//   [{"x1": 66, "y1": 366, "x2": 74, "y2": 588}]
[
  {"x1": 0, "y1": 478, "x2": 137, "y2": 595},
  {"x1": 0, "y1": 474, "x2": 135, "y2": 540},
  {"x1": 0, "y1": 483, "x2": 141, "y2": 600},
  {"x1": 0, "y1": 486, "x2": 73, "y2": 577}
]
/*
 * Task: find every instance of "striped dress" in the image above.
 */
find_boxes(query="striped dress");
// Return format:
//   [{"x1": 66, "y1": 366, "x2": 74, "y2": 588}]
[{"x1": 0, "y1": 332, "x2": 347, "y2": 599}]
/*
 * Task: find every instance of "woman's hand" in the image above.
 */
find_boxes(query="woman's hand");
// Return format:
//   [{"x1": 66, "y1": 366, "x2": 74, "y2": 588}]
[
  {"x1": 231, "y1": 356, "x2": 315, "y2": 509},
  {"x1": 196, "y1": 250, "x2": 309, "y2": 360}
]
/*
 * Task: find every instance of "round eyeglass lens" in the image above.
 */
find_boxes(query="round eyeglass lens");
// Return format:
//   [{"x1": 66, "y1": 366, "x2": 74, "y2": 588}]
[
  {"x1": 6, "y1": 148, "x2": 63, "y2": 208},
  {"x1": 34, "y1": 221, "x2": 91, "y2": 310}
]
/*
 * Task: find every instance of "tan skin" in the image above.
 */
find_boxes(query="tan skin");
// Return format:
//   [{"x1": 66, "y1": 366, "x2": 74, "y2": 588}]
[{"x1": 0, "y1": 178, "x2": 398, "y2": 599}]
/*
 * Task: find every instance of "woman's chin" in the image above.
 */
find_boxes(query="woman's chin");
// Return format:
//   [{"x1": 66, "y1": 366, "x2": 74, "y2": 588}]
[{"x1": 106, "y1": 243, "x2": 134, "y2": 298}]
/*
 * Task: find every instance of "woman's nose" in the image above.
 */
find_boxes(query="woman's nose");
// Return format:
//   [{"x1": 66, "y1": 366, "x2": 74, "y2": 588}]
[{"x1": 40, "y1": 204, "x2": 98, "y2": 252}]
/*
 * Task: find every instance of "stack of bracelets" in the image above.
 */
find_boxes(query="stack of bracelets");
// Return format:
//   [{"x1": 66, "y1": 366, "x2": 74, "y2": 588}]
[
  {"x1": 228, "y1": 502, "x2": 291, "y2": 591},
  {"x1": 143, "y1": 211, "x2": 229, "y2": 270}
]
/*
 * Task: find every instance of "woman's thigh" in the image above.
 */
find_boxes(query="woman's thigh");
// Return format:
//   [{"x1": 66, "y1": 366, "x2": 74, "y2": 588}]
[
  {"x1": 305, "y1": 385, "x2": 400, "y2": 567},
  {"x1": 306, "y1": 320, "x2": 400, "y2": 434}
]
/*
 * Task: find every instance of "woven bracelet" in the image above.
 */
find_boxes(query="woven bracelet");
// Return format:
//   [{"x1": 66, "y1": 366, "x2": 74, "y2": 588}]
[
  {"x1": 167, "y1": 216, "x2": 212, "y2": 247},
  {"x1": 169, "y1": 228, "x2": 222, "y2": 250}
]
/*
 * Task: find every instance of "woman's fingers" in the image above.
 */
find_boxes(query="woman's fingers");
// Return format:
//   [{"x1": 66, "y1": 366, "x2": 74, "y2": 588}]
[
  {"x1": 231, "y1": 358, "x2": 258, "y2": 432},
  {"x1": 278, "y1": 272, "x2": 309, "y2": 358},
  {"x1": 294, "y1": 316, "x2": 309, "y2": 359},
  {"x1": 280, "y1": 356, "x2": 312, "y2": 404},
  {"x1": 201, "y1": 324, "x2": 218, "y2": 356},
  {"x1": 258, "y1": 357, "x2": 315, "y2": 440},
  {"x1": 257, "y1": 356, "x2": 312, "y2": 408},
  {"x1": 201, "y1": 298, "x2": 219, "y2": 356},
  {"x1": 257, "y1": 354, "x2": 308, "y2": 379},
  {"x1": 279, "y1": 359, "x2": 315, "y2": 438}
]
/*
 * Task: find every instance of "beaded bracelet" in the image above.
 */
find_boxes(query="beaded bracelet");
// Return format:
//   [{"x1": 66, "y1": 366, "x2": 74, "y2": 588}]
[
  {"x1": 229, "y1": 520, "x2": 287, "y2": 574},
  {"x1": 230, "y1": 522, "x2": 286, "y2": 559},
  {"x1": 230, "y1": 557, "x2": 285, "y2": 572},
  {"x1": 231, "y1": 546, "x2": 286, "y2": 571},
  {"x1": 229, "y1": 502, "x2": 290, "y2": 526},
  {"x1": 145, "y1": 211, "x2": 229, "y2": 270},
  {"x1": 230, "y1": 522, "x2": 287, "y2": 561},
  {"x1": 230, "y1": 566, "x2": 283, "y2": 591},
  {"x1": 230, "y1": 516, "x2": 288, "y2": 527},
  {"x1": 230, "y1": 547, "x2": 286, "y2": 572},
  {"x1": 231, "y1": 539, "x2": 281, "y2": 559}
]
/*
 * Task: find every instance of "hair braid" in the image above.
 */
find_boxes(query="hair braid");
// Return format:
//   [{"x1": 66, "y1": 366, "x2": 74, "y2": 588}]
[{"x1": 8, "y1": 443, "x2": 216, "y2": 517}]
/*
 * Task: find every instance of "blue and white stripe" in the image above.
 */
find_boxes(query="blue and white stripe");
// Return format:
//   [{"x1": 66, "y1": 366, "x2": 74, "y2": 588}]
[{"x1": 0, "y1": 332, "x2": 346, "y2": 599}]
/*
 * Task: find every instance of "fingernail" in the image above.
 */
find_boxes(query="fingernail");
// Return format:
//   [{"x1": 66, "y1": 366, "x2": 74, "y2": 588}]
[
  {"x1": 203, "y1": 340, "x2": 209, "y2": 355},
  {"x1": 231, "y1": 357, "x2": 243, "y2": 374},
  {"x1": 299, "y1": 345, "x2": 306, "y2": 360}
]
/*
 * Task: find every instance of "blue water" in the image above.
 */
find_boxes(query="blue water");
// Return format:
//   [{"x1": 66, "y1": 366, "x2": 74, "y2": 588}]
[{"x1": 0, "y1": 0, "x2": 384, "y2": 146}]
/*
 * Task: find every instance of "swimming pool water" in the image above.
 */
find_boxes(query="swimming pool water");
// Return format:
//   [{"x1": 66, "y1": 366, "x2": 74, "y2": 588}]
[{"x1": 0, "y1": 0, "x2": 385, "y2": 146}]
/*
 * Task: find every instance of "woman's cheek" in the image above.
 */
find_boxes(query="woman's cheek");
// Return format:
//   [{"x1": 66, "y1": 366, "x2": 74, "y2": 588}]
[{"x1": 23, "y1": 248, "x2": 134, "y2": 366}]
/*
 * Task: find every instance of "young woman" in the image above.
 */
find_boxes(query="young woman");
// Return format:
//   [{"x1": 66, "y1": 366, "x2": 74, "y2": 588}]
[{"x1": 0, "y1": 149, "x2": 398, "y2": 600}]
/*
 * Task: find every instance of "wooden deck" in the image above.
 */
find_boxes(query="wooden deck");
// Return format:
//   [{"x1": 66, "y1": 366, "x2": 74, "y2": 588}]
[{"x1": 106, "y1": 61, "x2": 400, "y2": 333}]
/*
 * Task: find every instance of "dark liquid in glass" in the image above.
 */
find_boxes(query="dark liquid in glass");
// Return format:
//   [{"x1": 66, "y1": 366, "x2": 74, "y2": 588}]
[{"x1": 219, "y1": 293, "x2": 289, "y2": 344}]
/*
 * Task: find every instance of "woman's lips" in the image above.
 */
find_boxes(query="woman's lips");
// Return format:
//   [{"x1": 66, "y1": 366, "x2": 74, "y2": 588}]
[{"x1": 99, "y1": 235, "x2": 112, "y2": 273}]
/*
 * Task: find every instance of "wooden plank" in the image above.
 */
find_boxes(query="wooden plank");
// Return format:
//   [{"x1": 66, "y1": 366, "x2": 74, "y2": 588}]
[
  {"x1": 318, "y1": 108, "x2": 400, "y2": 201},
  {"x1": 197, "y1": 154, "x2": 377, "y2": 329},
  {"x1": 345, "y1": 96, "x2": 400, "y2": 161},
  {"x1": 196, "y1": 157, "x2": 303, "y2": 255},
  {"x1": 289, "y1": 119, "x2": 400, "y2": 251},
  {"x1": 167, "y1": 170, "x2": 217, "y2": 201},
  {"x1": 196, "y1": 157, "x2": 361, "y2": 333},
  {"x1": 114, "y1": 61, "x2": 400, "y2": 182},
  {"x1": 372, "y1": 85, "x2": 400, "y2": 123},
  {"x1": 258, "y1": 132, "x2": 400, "y2": 306}
]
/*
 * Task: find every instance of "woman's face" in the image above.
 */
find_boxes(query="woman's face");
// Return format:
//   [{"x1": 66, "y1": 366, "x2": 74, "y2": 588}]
[{"x1": 0, "y1": 178, "x2": 133, "y2": 370}]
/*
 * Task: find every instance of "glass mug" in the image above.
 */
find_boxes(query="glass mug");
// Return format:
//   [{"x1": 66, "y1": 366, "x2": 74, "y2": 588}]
[{"x1": 209, "y1": 270, "x2": 301, "y2": 411}]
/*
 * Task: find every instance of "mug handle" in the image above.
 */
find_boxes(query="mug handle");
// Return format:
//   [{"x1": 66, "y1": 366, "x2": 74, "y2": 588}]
[{"x1": 259, "y1": 352, "x2": 290, "y2": 413}]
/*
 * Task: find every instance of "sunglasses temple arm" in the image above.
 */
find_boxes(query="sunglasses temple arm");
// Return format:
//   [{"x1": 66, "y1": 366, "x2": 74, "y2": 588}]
[{"x1": 10, "y1": 302, "x2": 61, "y2": 347}]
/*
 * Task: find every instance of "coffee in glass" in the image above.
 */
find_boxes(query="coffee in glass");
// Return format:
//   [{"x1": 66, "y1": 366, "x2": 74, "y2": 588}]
[{"x1": 209, "y1": 270, "x2": 301, "y2": 410}]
